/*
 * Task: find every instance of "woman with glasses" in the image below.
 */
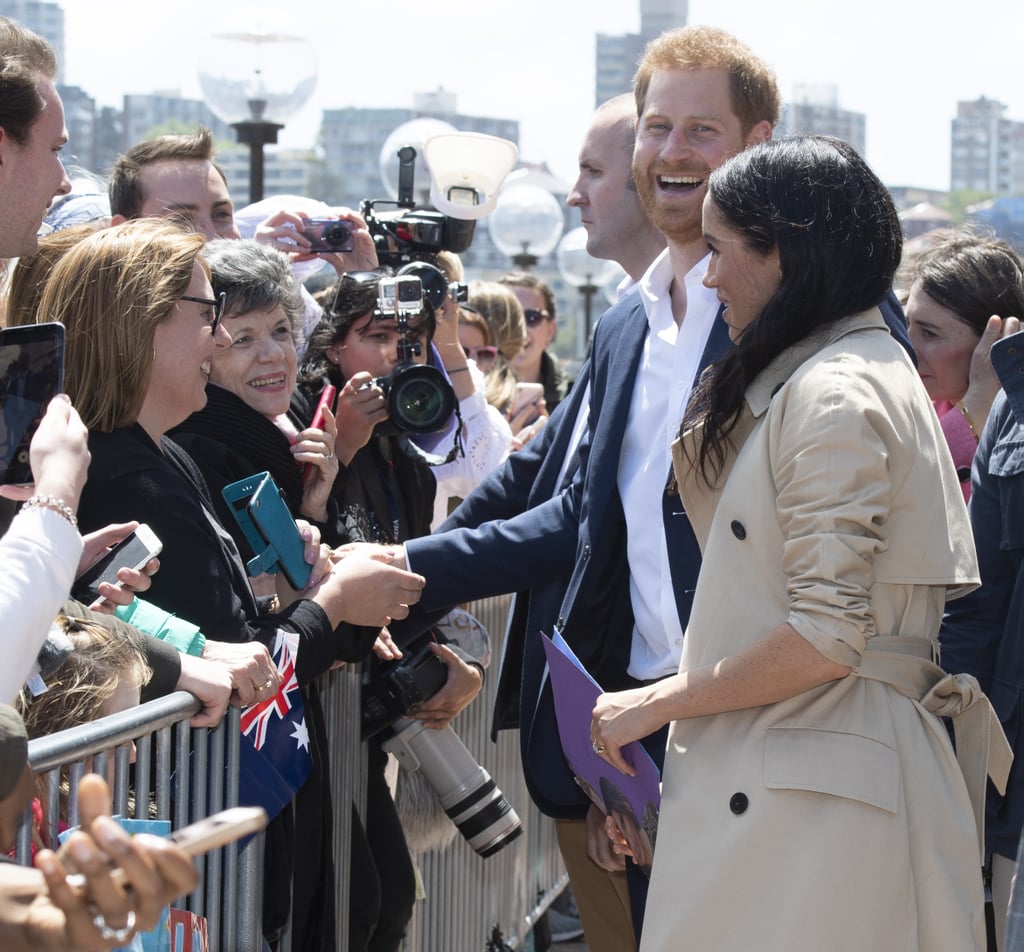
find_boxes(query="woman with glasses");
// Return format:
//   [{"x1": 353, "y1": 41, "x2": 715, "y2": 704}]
[
  {"x1": 500, "y1": 271, "x2": 572, "y2": 413},
  {"x1": 34, "y1": 219, "x2": 426, "y2": 951}
]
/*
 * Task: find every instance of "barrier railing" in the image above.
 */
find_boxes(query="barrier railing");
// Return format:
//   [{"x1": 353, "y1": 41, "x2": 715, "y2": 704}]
[{"x1": 14, "y1": 591, "x2": 567, "y2": 952}]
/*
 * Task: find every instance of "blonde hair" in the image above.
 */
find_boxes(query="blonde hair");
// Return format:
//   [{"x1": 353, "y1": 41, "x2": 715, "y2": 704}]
[
  {"x1": 16, "y1": 614, "x2": 151, "y2": 740},
  {"x1": 36, "y1": 219, "x2": 207, "y2": 432},
  {"x1": 634, "y1": 26, "x2": 781, "y2": 134},
  {"x1": 4, "y1": 223, "x2": 104, "y2": 328},
  {"x1": 468, "y1": 281, "x2": 525, "y2": 414}
]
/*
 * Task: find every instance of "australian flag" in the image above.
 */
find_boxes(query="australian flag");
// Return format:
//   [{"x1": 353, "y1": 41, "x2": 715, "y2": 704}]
[{"x1": 237, "y1": 631, "x2": 312, "y2": 822}]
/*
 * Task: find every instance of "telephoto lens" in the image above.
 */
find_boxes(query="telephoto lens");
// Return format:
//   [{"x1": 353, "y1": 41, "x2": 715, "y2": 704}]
[{"x1": 382, "y1": 718, "x2": 523, "y2": 857}]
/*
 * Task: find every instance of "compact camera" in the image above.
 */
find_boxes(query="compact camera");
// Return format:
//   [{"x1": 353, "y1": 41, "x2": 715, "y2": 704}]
[
  {"x1": 302, "y1": 218, "x2": 355, "y2": 253},
  {"x1": 373, "y1": 276, "x2": 457, "y2": 435}
]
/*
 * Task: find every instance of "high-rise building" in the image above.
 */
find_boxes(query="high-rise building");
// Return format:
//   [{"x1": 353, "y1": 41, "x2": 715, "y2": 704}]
[
  {"x1": 0, "y1": 0, "x2": 64, "y2": 74},
  {"x1": 950, "y1": 97, "x2": 1024, "y2": 197},
  {"x1": 594, "y1": 0, "x2": 688, "y2": 107},
  {"x1": 318, "y1": 91, "x2": 519, "y2": 210},
  {"x1": 121, "y1": 93, "x2": 233, "y2": 154},
  {"x1": 776, "y1": 84, "x2": 866, "y2": 157}
]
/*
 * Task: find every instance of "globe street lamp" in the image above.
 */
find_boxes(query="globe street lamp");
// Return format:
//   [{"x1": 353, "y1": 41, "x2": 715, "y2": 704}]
[
  {"x1": 198, "y1": 28, "x2": 317, "y2": 203},
  {"x1": 556, "y1": 226, "x2": 620, "y2": 356},
  {"x1": 487, "y1": 183, "x2": 564, "y2": 270}
]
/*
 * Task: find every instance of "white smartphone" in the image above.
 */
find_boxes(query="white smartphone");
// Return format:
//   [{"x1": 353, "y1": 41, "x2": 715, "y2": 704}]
[
  {"x1": 511, "y1": 382, "x2": 544, "y2": 417},
  {"x1": 66, "y1": 806, "x2": 268, "y2": 890},
  {"x1": 71, "y1": 524, "x2": 162, "y2": 603}
]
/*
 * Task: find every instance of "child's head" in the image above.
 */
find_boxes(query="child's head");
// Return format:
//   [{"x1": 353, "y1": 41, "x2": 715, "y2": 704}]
[{"x1": 17, "y1": 614, "x2": 151, "y2": 740}]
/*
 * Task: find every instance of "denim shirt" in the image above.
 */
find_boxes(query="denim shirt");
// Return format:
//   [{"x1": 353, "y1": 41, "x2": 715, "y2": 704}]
[{"x1": 941, "y1": 331, "x2": 1024, "y2": 859}]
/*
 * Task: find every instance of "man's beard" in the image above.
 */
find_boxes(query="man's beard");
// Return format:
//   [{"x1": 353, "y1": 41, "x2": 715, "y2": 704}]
[{"x1": 634, "y1": 162, "x2": 708, "y2": 246}]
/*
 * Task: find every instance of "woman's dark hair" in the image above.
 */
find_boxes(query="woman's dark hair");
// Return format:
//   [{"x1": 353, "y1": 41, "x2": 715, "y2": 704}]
[
  {"x1": 688, "y1": 135, "x2": 902, "y2": 485},
  {"x1": 912, "y1": 232, "x2": 1024, "y2": 335},
  {"x1": 298, "y1": 270, "x2": 436, "y2": 386}
]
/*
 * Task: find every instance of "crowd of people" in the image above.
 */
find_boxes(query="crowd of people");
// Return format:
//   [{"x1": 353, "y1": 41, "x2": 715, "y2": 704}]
[{"x1": 1, "y1": 11, "x2": 1024, "y2": 952}]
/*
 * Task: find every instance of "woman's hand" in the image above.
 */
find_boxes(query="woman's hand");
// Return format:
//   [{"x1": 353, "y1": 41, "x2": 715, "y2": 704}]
[
  {"x1": 317, "y1": 209, "x2": 378, "y2": 275},
  {"x1": 76, "y1": 522, "x2": 160, "y2": 613},
  {"x1": 0, "y1": 395, "x2": 90, "y2": 506},
  {"x1": 960, "y1": 314, "x2": 1022, "y2": 432},
  {"x1": 414, "y1": 643, "x2": 482, "y2": 729},
  {"x1": 590, "y1": 685, "x2": 667, "y2": 778},
  {"x1": 510, "y1": 412, "x2": 548, "y2": 451},
  {"x1": 333, "y1": 372, "x2": 388, "y2": 465},
  {"x1": 294, "y1": 405, "x2": 339, "y2": 523},
  {"x1": 200, "y1": 639, "x2": 281, "y2": 707}
]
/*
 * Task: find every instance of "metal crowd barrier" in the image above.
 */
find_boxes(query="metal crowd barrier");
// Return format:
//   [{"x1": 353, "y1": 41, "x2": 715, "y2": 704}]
[
  {"x1": 14, "y1": 591, "x2": 567, "y2": 952},
  {"x1": 17, "y1": 692, "x2": 264, "y2": 952}
]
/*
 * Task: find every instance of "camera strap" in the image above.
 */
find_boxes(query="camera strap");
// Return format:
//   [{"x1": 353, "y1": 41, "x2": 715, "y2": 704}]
[{"x1": 398, "y1": 402, "x2": 465, "y2": 467}]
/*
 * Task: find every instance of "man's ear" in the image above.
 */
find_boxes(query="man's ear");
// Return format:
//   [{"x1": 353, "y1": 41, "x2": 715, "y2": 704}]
[
  {"x1": 745, "y1": 120, "x2": 773, "y2": 148},
  {"x1": 110, "y1": 213, "x2": 129, "y2": 226}
]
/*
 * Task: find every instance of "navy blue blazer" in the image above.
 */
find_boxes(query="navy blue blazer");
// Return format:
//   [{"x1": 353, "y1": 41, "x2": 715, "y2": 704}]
[{"x1": 408, "y1": 289, "x2": 731, "y2": 815}]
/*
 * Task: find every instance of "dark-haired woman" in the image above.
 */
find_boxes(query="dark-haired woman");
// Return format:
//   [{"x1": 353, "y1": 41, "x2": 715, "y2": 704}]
[
  {"x1": 904, "y1": 232, "x2": 1024, "y2": 499},
  {"x1": 298, "y1": 272, "x2": 485, "y2": 952},
  {"x1": 590, "y1": 137, "x2": 1003, "y2": 951}
]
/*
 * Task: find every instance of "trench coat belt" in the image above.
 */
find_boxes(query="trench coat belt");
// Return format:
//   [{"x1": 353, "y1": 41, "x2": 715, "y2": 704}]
[{"x1": 851, "y1": 636, "x2": 1012, "y2": 854}]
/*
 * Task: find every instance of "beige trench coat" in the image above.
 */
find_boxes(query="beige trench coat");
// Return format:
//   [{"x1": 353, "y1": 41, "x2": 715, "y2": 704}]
[{"x1": 640, "y1": 310, "x2": 986, "y2": 952}]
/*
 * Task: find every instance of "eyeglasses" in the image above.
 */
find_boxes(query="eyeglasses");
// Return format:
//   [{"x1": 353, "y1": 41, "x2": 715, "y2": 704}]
[
  {"x1": 180, "y1": 291, "x2": 226, "y2": 336},
  {"x1": 464, "y1": 344, "x2": 498, "y2": 369},
  {"x1": 523, "y1": 308, "x2": 550, "y2": 327}
]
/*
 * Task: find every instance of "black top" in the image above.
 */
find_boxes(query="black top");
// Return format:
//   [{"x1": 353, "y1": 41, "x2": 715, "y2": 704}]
[{"x1": 76, "y1": 423, "x2": 349, "y2": 684}]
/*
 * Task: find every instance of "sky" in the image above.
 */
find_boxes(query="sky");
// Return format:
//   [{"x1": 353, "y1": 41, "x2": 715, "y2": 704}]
[{"x1": 56, "y1": 0, "x2": 1024, "y2": 193}]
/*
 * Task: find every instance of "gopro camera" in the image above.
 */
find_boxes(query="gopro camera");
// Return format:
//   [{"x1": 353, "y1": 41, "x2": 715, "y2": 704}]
[{"x1": 378, "y1": 275, "x2": 424, "y2": 318}]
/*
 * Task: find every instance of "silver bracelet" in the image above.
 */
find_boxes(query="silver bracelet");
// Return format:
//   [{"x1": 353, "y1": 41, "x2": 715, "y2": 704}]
[{"x1": 21, "y1": 494, "x2": 78, "y2": 528}]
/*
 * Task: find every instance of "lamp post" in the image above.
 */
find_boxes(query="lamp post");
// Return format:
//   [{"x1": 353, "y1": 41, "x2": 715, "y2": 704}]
[
  {"x1": 198, "y1": 28, "x2": 317, "y2": 204},
  {"x1": 487, "y1": 183, "x2": 564, "y2": 270},
  {"x1": 556, "y1": 226, "x2": 619, "y2": 357}
]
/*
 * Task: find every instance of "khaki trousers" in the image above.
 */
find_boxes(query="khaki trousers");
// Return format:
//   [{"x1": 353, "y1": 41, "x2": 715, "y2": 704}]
[{"x1": 555, "y1": 817, "x2": 636, "y2": 952}]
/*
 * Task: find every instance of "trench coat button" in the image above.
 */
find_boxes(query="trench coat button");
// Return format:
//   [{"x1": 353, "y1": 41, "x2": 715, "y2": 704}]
[
  {"x1": 729, "y1": 792, "x2": 749, "y2": 815},
  {"x1": 730, "y1": 520, "x2": 747, "y2": 540}
]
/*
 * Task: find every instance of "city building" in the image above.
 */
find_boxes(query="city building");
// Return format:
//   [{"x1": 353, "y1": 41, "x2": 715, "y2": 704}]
[
  {"x1": 594, "y1": 0, "x2": 688, "y2": 106},
  {"x1": 0, "y1": 0, "x2": 63, "y2": 73},
  {"x1": 121, "y1": 92, "x2": 233, "y2": 155},
  {"x1": 216, "y1": 146, "x2": 318, "y2": 210},
  {"x1": 776, "y1": 84, "x2": 866, "y2": 157},
  {"x1": 318, "y1": 90, "x2": 520, "y2": 210},
  {"x1": 950, "y1": 97, "x2": 1024, "y2": 197}
]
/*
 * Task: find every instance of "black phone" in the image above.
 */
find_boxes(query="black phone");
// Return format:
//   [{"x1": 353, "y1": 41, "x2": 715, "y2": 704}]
[
  {"x1": 0, "y1": 322, "x2": 65, "y2": 485},
  {"x1": 71, "y1": 524, "x2": 163, "y2": 603}
]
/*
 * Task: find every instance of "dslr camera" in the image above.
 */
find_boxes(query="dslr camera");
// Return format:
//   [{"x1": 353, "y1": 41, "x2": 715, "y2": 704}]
[
  {"x1": 364, "y1": 640, "x2": 523, "y2": 858},
  {"x1": 373, "y1": 275, "x2": 456, "y2": 435},
  {"x1": 362, "y1": 643, "x2": 449, "y2": 740}
]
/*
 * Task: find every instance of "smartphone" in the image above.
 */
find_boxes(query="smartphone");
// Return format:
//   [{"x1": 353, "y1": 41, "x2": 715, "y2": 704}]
[
  {"x1": 0, "y1": 322, "x2": 65, "y2": 485},
  {"x1": 66, "y1": 806, "x2": 268, "y2": 890},
  {"x1": 511, "y1": 382, "x2": 544, "y2": 417},
  {"x1": 71, "y1": 524, "x2": 162, "y2": 603},
  {"x1": 301, "y1": 384, "x2": 337, "y2": 485},
  {"x1": 222, "y1": 472, "x2": 312, "y2": 590}
]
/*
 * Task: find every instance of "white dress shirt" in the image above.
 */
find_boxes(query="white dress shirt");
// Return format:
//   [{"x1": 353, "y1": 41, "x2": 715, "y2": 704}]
[{"x1": 617, "y1": 250, "x2": 719, "y2": 680}]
